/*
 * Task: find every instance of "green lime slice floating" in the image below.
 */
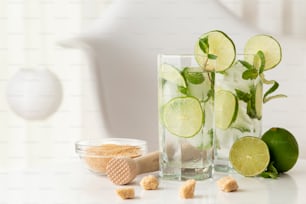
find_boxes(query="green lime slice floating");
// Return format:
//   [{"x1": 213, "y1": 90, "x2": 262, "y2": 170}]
[
  {"x1": 160, "y1": 63, "x2": 186, "y2": 88},
  {"x1": 162, "y1": 96, "x2": 204, "y2": 138},
  {"x1": 255, "y1": 82, "x2": 263, "y2": 119},
  {"x1": 229, "y1": 136, "x2": 270, "y2": 177},
  {"x1": 194, "y1": 30, "x2": 236, "y2": 72},
  {"x1": 244, "y1": 34, "x2": 282, "y2": 71},
  {"x1": 215, "y1": 90, "x2": 238, "y2": 129}
]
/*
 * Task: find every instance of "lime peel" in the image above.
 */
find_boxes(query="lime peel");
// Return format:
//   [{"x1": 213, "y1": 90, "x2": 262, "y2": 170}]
[{"x1": 260, "y1": 73, "x2": 287, "y2": 103}]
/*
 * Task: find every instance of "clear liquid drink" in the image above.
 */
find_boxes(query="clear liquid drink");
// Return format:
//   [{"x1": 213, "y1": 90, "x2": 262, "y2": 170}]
[
  {"x1": 158, "y1": 54, "x2": 215, "y2": 180},
  {"x1": 214, "y1": 55, "x2": 263, "y2": 172}
]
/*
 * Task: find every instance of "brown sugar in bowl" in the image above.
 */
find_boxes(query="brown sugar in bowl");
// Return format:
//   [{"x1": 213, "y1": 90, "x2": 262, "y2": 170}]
[{"x1": 75, "y1": 138, "x2": 147, "y2": 175}]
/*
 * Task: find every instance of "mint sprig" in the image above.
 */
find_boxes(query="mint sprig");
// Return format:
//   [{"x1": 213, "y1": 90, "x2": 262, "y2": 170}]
[
  {"x1": 235, "y1": 89, "x2": 251, "y2": 102},
  {"x1": 239, "y1": 50, "x2": 266, "y2": 80},
  {"x1": 239, "y1": 50, "x2": 286, "y2": 104},
  {"x1": 242, "y1": 69, "x2": 259, "y2": 80},
  {"x1": 199, "y1": 37, "x2": 209, "y2": 54},
  {"x1": 239, "y1": 60, "x2": 258, "y2": 80},
  {"x1": 199, "y1": 37, "x2": 218, "y2": 60},
  {"x1": 235, "y1": 86, "x2": 260, "y2": 119},
  {"x1": 260, "y1": 161, "x2": 279, "y2": 179}
]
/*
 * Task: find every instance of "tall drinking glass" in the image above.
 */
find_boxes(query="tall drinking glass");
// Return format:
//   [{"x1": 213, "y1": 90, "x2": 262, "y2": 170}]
[
  {"x1": 158, "y1": 54, "x2": 215, "y2": 180},
  {"x1": 214, "y1": 54, "x2": 263, "y2": 172}
]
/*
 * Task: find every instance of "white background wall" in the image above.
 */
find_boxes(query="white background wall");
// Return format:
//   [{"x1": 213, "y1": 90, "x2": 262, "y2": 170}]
[
  {"x1": 0, "y1": 0, "x2": 112, "y2": 168},
  {"x1": 0, "y1": 0, "x2": 305, "y2": 169},
  {"x1": 219, "y1": 0, "x2": 306, "y2": 158},
  {"x1": 219, "y1": 0, "x2": 306, "y2": 38}
]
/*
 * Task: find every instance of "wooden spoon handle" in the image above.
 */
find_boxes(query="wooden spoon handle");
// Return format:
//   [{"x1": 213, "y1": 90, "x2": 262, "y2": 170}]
[{"x1": 135, "y1": 151, "x2": 160, "y2": 174}]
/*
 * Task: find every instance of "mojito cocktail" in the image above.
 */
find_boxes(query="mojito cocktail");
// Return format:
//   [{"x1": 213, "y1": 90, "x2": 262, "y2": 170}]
[
  {"x1": 214, "y1": 57, "x2": 263, "y2": 171},
  {"x1": 158, "y1": 54, "x2": 215, "y2": 180},
  {"x1": 194, "y1": 30, "x2": 284, "y2": 172}
]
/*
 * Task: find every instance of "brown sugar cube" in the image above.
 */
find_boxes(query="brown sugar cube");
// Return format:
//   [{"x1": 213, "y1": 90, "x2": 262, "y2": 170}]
[
  {"x1": 140, "y1": 175, "x2": 159, "y2": 190},
  {"x1": 115, "y1": 187, "x2": 135, "y2": 199},
  {"x1": 179, "y1": 179, "x2": 196, "y2": 199},
  {"x1": 217, "y1": 176, "x2": 239, "y2": 192}
]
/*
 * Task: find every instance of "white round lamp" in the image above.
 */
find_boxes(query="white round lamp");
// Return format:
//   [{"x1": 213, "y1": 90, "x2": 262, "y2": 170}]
[{"x1": 6, "y1": 69, "x2": 62, "y2": 120}]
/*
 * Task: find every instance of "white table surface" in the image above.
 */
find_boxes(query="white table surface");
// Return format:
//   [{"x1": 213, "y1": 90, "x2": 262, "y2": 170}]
[{"x1": 1, "y1": 159, "x2": 305, "y2": 204}]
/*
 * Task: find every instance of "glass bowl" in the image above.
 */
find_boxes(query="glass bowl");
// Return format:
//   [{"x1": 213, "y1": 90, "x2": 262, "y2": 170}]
[{"x1": 75, "y1": 138, "x2": 147, "y2": 175}]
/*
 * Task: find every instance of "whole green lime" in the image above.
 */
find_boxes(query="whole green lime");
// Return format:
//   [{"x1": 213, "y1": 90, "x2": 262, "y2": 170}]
[{"x1": 261, "y1": 127, "x2": 299, "y2": 173}]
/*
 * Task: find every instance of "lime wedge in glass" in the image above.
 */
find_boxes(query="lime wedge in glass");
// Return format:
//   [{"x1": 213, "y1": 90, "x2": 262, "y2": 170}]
[
  {"x1": 162, "y1": 96, "x2": 204, "y2": 138},
  {"x1": 229, "y1": 136, "x2": 270, "y2": 177},
  {"x1": 255, "y1": 81, "x2": 263, "y2": 119},
  {"x1": 244, "y1": 34, "x2": 282, "y2": 71},
  {"x1": 215, "y1": 90, "x2": 238, "y2": 129},
  {"x1": 160, "y1": 63, "x2": 186, "y2": 88},
  {"x1": 194, "y1": 30, "x2": 236, "y2": 72}
]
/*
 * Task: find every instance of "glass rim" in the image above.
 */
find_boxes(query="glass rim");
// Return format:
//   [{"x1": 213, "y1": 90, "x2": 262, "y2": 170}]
[
  {"x1": 158, "y1": 53, "x2": 209, "y2": 57},
  {"x1": 236, "y1": 53, "x2": 256, "y2": 56}
]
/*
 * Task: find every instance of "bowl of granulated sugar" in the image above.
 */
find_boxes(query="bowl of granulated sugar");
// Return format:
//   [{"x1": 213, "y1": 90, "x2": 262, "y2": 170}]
[{"x1": 75, "y1": 138, "x2": 147, "y2": 175}]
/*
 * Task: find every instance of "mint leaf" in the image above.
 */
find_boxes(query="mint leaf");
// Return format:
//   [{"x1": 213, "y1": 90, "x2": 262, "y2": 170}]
[
  {"x1": 239, "y1": 60, "x2": 253, "y2": 70},
  {"x1": 236, "y1": 87, "x2": 257, "y2": 119},
  {"x1": 208, "y1": 72, "x2": 215, "y2": 85},
  {"x1": 247, "y1": 100, "x2": 256, "y2": 119},
  {"x1": 178, "y1": 86, "x2": 188, "y2": 95},
  {"x1": 208, "y1": 54, "x2": 218, "y2": 60},
  {"x1": 242, "y1": 69, "x2": 258, "y2": 80},
  {"x1": 232, "y1": 126, "x2": 251, "y2": 132},
  {"x1": 261, "y1": 171, "x2": 278, "y2": 179},
  {"x1": 208, "y1": 128, "x2": 214, "y2": 147},
  {"x1": 206, "y1": 72, "x2": 215, "y2": 101},
  {"x1": 182, "y1": 67, "x2": 204, "y2": 84},
  {"x1": 247, "y1": 86, "x2": 257, "y2": 119},
  {"x1": 235, "y1": 89, "x2": 251, "y2": 102},
  {"x1": 268, "y1": 162, "x2": 279, "y2": 175},
  {"x1": 260, "y1": 162, "x2": 279, "y2": 179},
  {"x1": 199, "y1": 37, "x2": 209, "y2": 54},
  {"x1": 204, "y1": 89, "x2": 214, "y2": 102}
]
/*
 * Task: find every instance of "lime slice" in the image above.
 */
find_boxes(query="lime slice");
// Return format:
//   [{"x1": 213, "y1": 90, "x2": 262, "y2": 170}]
[
  {"x1": 229, "y1": 136, "x2": 270, "y2": 177},
  {"x1": 162, "y1": 96, "x2": 204, "y2": 138},
  {"x1": 255, "y1": 82, "x2": 263, "y2": 119},
  {"x1": 194, "y1": 30, "x2": 236, "y2": 72},
  {"x1": 244, "y1": 34, "x2": 282, "y2": 71},
  {"x1": 215, "y1": 90, "x2": 238, "y2": 129},
  {"x1": 160, "y1": 63, "x2": 186, "y2": 88}
]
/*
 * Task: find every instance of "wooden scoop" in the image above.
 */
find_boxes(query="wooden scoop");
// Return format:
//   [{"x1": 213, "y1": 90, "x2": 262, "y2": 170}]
[{"x1": 106, "y1": 151, "x2": 160, "y2": 185}]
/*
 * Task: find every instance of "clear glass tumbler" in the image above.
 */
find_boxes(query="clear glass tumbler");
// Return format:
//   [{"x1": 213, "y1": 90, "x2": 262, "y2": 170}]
[
  {"x1": 158, "y1": 54, "x2": 215, "y2": 180},
  {"x1": 214, "y1": 54, "x2": 263, "y2": 172}
]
